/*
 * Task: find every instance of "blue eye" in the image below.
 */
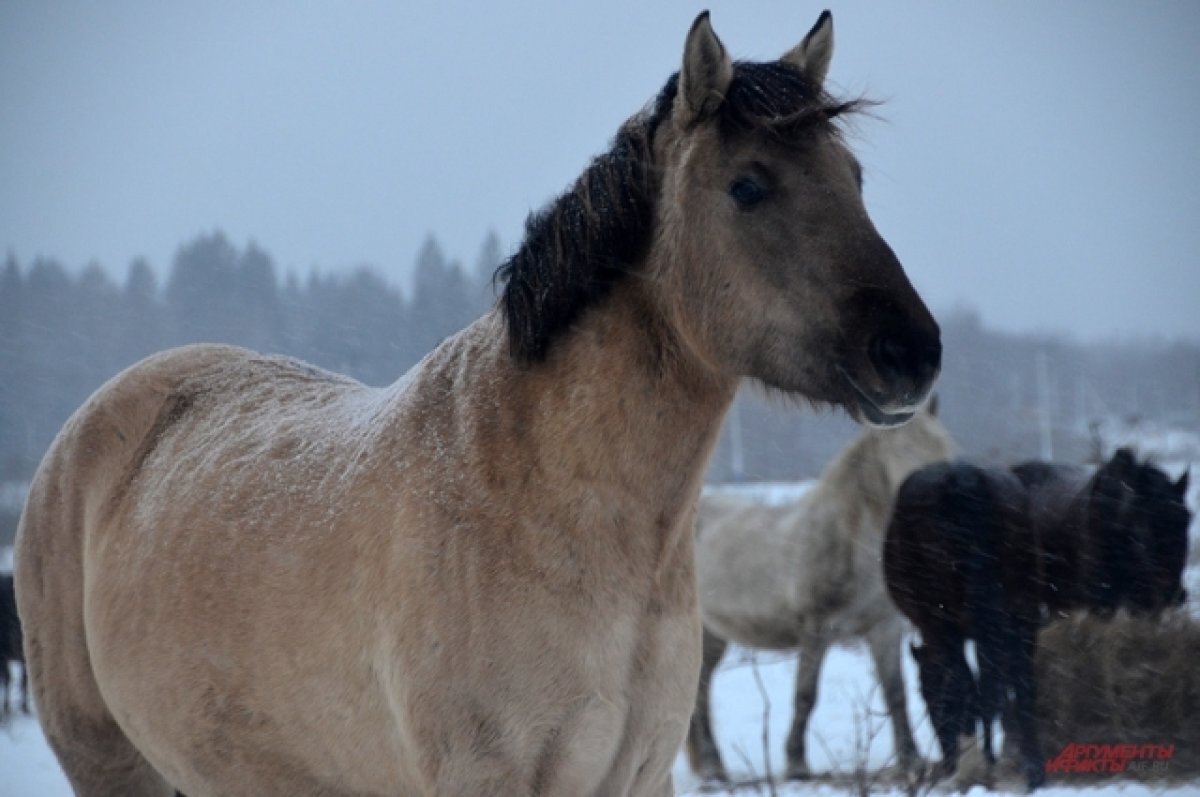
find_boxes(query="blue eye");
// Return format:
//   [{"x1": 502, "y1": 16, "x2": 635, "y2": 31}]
[{"x1": 729, "y1": 177, "x2": 768, "y2": 210}]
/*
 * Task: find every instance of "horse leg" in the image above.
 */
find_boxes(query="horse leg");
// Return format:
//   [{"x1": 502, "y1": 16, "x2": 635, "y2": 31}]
[
  {"x1": 916, "y1": 635, "x2": 969, "y2": 784},
  {"x1": 1009, "y1": 623, "x2": 1046, "y2": 791},
  {"x1": 19, "y1": 660, "x2": 29, "y2": 714},
  {"x1": 685, "y1": 625, "x2": 729, "y2": 782},
  {"x1": 973, "y1": 636, "x2": 1008, "y2": 767},
  {"x1": 1, "y1": 661, "x2": 10, "y2": 718},
  {"x1": 16, "y1": 510, "x2": 175, "y2": 796},
  {"x1": 784, "y1": 634, "x2": 829, "y2": 780},
  {"x1": 971, "y1": 631, "x2": 1021, "y2": 794},
  {"x1": 866, "y1": 618, "x2": 920, "y2": 772}
]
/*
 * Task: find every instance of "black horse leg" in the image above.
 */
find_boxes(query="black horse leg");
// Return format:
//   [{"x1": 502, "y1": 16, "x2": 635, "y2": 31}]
[
  {"x1": 1010, "y1": 624, "x2": 1046, "y2": 790},
  {"x1": 915, "y1": 635, "x2": 970, "y2": 783},
  {"x1": 974, "y1": 636, "x2": 1010, "y2": 767}
]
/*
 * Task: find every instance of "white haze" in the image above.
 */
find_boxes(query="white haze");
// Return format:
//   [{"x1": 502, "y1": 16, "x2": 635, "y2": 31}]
[{"x1": 2, "y1": 1, "x2": 1199, "y2": 341}]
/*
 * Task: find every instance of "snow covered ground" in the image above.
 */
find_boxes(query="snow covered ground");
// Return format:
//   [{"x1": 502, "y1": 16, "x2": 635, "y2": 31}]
[
  {"x1": 1, "y1": 424, "x2": 1196, "y2": 795},
  {"x1": 2, "y1": 640, "x2": 1196, "y2": 795}
]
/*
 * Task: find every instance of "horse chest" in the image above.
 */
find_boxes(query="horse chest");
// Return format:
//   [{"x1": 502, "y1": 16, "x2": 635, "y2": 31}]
[{"x1": 377, "y1": 544, "x2": 700, "y2": 796}]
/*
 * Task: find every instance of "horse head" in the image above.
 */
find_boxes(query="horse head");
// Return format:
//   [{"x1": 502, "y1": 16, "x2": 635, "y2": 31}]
[
  {"x1": 647, "y1": 12, "x2": 940, "y2": 426},
  {"x1": 1129, "y1": 462, "x2": 1191, "y2": 612},
  {"x1": 1083, "y1": 449, "x2": 1192, "y2": 615}
]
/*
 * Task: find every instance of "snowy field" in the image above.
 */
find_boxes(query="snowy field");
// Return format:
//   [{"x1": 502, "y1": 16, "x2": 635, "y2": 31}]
[
  {"x1": 2, "y1": 640, "x2": 1197, "y2": 795},
  {"x1": 1, "y1": 428, "x2": 1197, "y2": 795}
]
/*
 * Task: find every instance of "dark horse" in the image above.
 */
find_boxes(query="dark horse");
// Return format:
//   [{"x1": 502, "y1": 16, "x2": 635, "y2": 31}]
[
  {"x1": 0, "y1": 572, "x2": 28, "y2": 717},
  {"x1": 883, "y1": 460, "x2": 1045, "y2": 790},
  {"x1": 1012, "y1": 447, "x2": 1190, "y2": 618}
]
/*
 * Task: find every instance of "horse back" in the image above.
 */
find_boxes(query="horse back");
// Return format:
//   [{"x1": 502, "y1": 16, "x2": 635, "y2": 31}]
[
  {"x1": 16, "y1": 345, "x2": 259, "y2": 606},
  {"x1": 19, "y1": 343, "x2": 362, "y2": 565},
  {"x1": 1011, "y1": 459, "x2": 1093, "y2": 612}
]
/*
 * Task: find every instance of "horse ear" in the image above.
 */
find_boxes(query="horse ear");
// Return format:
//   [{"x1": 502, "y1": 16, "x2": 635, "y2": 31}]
[
  {"x1": 926, "y1": 393, "x2": 939, "y2": 417},
  {"x1": 676, "y1": 11, "x2": 733, "y2": 128},
  {"x1": 782, "y1": 10, "x2": 834, "y2": 89},
  {"x1": 1176, "y1": 467, "x2": 1190, "y2": 496},
  {"x1": 1114, "y1": 446, "x2": 1137, "y2": 466}
]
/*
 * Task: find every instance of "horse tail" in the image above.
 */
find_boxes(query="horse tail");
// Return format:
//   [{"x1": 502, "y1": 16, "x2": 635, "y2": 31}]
[
  {"x1": 937, "y1": 465, "x2": 1003, "y2": 630},
  {"x1": 943, "y1": 465, "x2": 1009, "y2": 734}
]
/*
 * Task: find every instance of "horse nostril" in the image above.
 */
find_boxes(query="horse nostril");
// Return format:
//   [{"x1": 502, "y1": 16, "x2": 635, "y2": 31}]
[
  {"x1": 869, "y1": 334, "x2": 909, "y2": 382},
  {"x1": 922, "y1": 337, "x2": 942, "y2": 378},
  {"x1": 869, "y1": 332, "x2": 941, "y2": 385}
]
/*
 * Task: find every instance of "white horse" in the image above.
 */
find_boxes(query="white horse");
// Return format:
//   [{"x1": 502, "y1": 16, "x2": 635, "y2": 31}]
[{"x1": 687, "y1": 398, "x2": 954, "y2": 781}]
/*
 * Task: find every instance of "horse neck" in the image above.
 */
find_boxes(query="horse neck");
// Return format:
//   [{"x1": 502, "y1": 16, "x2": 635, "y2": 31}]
[
  {"x1": 521, "y1": 285, "x2": 736, "y2": 501},
  {"x1": 824, "y1": 434, "x2": 897, "y2": 534},
  {"x1": 405, "y1": 284, "x2": 737, "y2": 561}
]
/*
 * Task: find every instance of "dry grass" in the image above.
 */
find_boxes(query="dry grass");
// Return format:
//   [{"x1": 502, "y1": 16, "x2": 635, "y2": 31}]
[{"x1": 1035, "y1": 611, "x2": 1200, "y2": 782}]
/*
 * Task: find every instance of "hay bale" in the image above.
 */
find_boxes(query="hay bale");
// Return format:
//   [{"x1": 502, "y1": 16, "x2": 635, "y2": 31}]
[{"x1": 1035, "y1": 611, "x2": 1200, "y2": 782}]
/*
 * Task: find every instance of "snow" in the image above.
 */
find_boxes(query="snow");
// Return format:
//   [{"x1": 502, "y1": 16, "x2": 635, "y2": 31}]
[
  {"x1": 703, "y1": 481, "x2": 815, "y2": 507},
  {"x1": 671, "y1": 643, "x2": 929, "y2": 792},
  {"x1": 1, "y1": 422, "x2": 1197, "y2": 794},
  {"x1": 0, "y1": 694, "x2": 71, "y2": 795},
  {"x1": 3, "y1": 644, "x2": 1196, "y2": 795},
  {"x1": 669, "y1": 642, "x2": 1199, "y2": 796}
]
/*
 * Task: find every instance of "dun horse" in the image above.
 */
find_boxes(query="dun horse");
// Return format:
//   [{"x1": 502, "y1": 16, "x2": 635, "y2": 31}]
[
  {"x1": 15, "y1": 12, "x2": 939, "y2": 796},
  {"x1": 688, "y1": 398, "x2": 953, "y2": 782},
  {"x1": 1013, "y1": 448, "x2": 1190, "y2": 618},
  {"x1": 883, "y1": 460, "x2": 1045, "y2": 791}
]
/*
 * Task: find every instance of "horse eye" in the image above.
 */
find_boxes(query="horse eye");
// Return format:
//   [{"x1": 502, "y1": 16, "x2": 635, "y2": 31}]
[{"x1": 728, "y1": 177, "x2": 768, "y2": 210}]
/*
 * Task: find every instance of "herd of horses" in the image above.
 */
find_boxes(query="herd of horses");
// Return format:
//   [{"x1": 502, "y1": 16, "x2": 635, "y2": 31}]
[
  {"x1": 686, "y1": 405, "x2": 1191, "y2": 792},
  {"x1": 3, "y1": 10, "x2": 1192, "y2": 797},
  {"x1": 884, "y1": 448, "x2": 1189, "y2": 791}
]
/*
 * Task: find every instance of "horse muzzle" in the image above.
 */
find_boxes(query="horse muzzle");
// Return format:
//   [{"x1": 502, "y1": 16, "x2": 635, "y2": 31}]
[{"x1": 838, "y1": 325, "x2": 941, "y2": 428}]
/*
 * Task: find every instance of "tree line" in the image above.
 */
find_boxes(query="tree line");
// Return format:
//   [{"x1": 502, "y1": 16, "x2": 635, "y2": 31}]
[
  {"x1": 1, "y1": 231, "x2": 1198, "y2": 492},
  {"x1": 0, "y1": 230, "x2": 498, "y2": 481}
]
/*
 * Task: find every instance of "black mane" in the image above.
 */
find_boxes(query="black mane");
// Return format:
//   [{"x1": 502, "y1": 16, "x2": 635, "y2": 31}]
[{"x1": 496, "y1": 60, "x2": 864, "y2": 364}]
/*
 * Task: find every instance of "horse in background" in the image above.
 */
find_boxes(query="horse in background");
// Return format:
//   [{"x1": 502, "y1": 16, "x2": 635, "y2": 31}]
[
  {"x1": 15, "y1": 11, "x2": 940, "y2": 797},
  {"x1": 688, "y1": 398, "x2": 953, "y2": 782},
  {"x1": 0, "y1": 572, "x2": 28, "y2": 717},
  {"x1": 1013, "y1": 447, "x2": 1190, "y2": 618},
  {"x1": 883, "y1": 460, "x2": 1045, "y2": 791}
]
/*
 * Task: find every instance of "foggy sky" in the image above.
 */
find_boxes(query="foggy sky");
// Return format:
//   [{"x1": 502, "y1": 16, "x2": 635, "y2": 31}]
[{"x1": 3, "y1": 1, "x2": 1199, "y2": 342}]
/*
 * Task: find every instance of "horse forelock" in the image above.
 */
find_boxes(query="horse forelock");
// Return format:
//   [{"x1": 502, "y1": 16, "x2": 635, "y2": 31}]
[
  {"x1": 496, "y1": 61, "x2": 868, "y2": 365},
  {"x1": 719, "y1": 61, "x2": 869, "y2": 142}
]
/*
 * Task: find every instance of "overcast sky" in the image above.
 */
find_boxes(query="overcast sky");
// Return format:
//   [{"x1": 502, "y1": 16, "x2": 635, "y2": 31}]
[{"x1": 3, "y1": 2, "x2": 1198, "y2": 342}]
